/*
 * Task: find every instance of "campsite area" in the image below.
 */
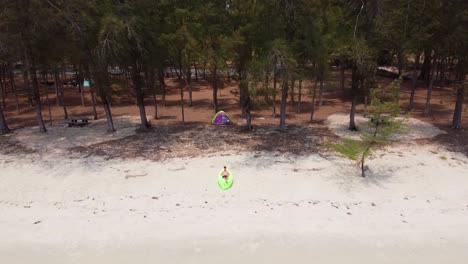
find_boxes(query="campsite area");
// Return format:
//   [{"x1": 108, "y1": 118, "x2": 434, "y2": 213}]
[{"x1": 1, "y1": 1, "x2": 468, "y2": 263}]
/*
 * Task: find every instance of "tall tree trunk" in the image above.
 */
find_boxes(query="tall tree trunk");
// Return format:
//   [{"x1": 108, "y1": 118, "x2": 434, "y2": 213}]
[
  {"x1": 8, "y1": 64, "x2": 19, "y2": 114},
  {"x1": 310, "y1": 78, "x2": 318, "y2": 122},
  {"x1": 451, "y1": 58, "x2": 466, "y2": 129},
  {"x1": 158, "y1": 68, "x2": 166, "y2": 106},
  {"x1": 349, "y1": 64, "x2": 359, "y2": 131},
  {"x1": 340, "y1": 62, "x2": 345, "y2": 91},
  {"x1": 297, "y1": 79, "x2": 302, "y2": 113},
  {"x1": 77, "y1": 66, "x2": 85, "y2": 107},
  {"x1": 31, "y1": 70, "x2": 46, "y2": 132},
  {"x1": 420, "y1": 49, "x2": 432, "y2": 86},
  {"x1": 0, "y1": 69, "x2": 6, "y2": 109},
  {"x1": 349, "y1": 95, "x2": 358, "y2": 131},
  {"x1": 318, "y1": 69, "x2": 324, "y2": 106},
  {"x1": 147, "y1": 69, "x2": 158, "y2": 120},
  {"x1": 180, "y1": 82, "x2": 185, "y2": 124},
  {"x1": 273, "y1": 72, "x2": 277, "y2": 118},
  {"x1": 424, "y1": 56, "x2": 437, "y2": 116},
  {"x1": 290, "y1": 79, "x2": 295, "y2": 105},
  {"x1": 131, "y1": 69, "x2": 150, "y2": 130},
  {"x1": 54, "y1": 68, "x2": 60, "y2": 106},
  {"x1": 435, "y1": 57, "x2": 441, "y2": 82},
  {"x1": 89, "y1": 85, "x2": 98, "y2": 120},
  {"x1": 264, "y1": 73, "x2": 270, "y2": 103},
  {"x1": 397, "y1": 49, "x2": 404, "y2": 76},
  {"x1": 102, "y1": 98, "x2": 115, "y2": 132},
  {"x1": 409, "y1": 53, "x2": 420, "y2": 110},
  {"x1": 203, "y1": 63, "x2": 207, "y2": 79},
  {"x1": 280, "y1": 79, "x2": 288, "y2": 129},
  {"x1": 152, "y1": 85, "x2": 158, "y2": 120},
  {"x1": 440, "y1": 57, "x2": 447, "y2": 89},
  {"x1": 451, "y1": 84, "x2": 465, "y2": 129},
  {"x1": 0, "y1": 105, "x2": 10, "y2": 134},
  {"x1": 43, "y1": 73, "x2": 53, "y2": 126},
  {"x1": 24, "y1": 46, "x2": 46, "y2": 132},
  {"x1": 187, "y1": 67, "x2": 193, "y2": 107},
  {"x1": 213, "y1": 66, "x2": 218, "y2": 113},
  {"x1": 22, "y1": 69, "x2": 33, "y2": 107},
  {"x1": 58, "y1": 72, "x2": 68, "y2": 119},
  {"x1": 318, "y1": 72, "x2": 325, "y2": 107},
  {"x1": 240, "y1": 68, "x2": 252, "y2": 131}
]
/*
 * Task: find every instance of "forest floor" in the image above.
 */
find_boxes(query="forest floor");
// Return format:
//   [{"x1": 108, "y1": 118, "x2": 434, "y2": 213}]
[
  {"x1": 1, "y1": 67, "x2": 467, "y2": 157},
  {"x1": 1, "y1": 68, "x2": 468, "y2": 263}
]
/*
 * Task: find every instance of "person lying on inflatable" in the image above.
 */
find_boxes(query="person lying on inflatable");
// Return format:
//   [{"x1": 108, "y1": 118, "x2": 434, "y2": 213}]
[{"x1": 221, "y1": 166, "x2": 230, "y2": 183}]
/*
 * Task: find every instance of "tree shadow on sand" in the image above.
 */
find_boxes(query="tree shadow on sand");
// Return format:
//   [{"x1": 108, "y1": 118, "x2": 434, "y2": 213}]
[{"x1": 68, "y1": 122, "x2": 332, "y2": 161}]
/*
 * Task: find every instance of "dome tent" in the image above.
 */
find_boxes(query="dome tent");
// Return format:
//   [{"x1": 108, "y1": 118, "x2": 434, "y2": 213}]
[{"x1": 211, "y1": 111, "x2": 232, "y2": 125}]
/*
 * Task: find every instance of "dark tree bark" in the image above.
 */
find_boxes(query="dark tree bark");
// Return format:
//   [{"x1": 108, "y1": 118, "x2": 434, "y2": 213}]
[
  {"x1": 89, "y1": 88, "x2": 97, "y2": 120},
  {"x1": 158, "y1": 68, "x2": 166, "y2": 106},
  {"x1": 22, "y1": 69, "x2": 33, "y2": 107},
  {"x1": 146, "y1": 69, "x2": 158, "y2": 120},
  {"x1": 23, "y1": 45, "x2": 47, "y2": 132},
  {"x1": 340, "y1": 62, "x2": 346, "y2": 91},
  {"x1": 420, "y1": 49, "x2": 432, "y2": 86},
  {"x1": 424, "y1": 56, "x2": 437, "y2": 116},
  {"x1": 131, "y1": 67, "x2": 150, "y2": 130},
  {"x1": 349, "y1": 64, "x2": 359, "y2": 131},
  {"x1": 397, "y1": 48, "x2": 404, "y2": 76},
  {"x1": 310, "y1": 78, "x2": 318, "y2": 123},
  {"x1": 213, "y1": 66, "x2": 218, "y2": 113},
  {"x1": 451, "y1": 84, "x2": 465, "y2": 129},
  {"x1": 180, "y1": 82, "x2": 185, "y2": 124},
  {"x1": 297, "y1": 79, "x2": 302, "y2": 113},
  {"x1": 194, "y1": 64, "x2": 198, "y2": 82},
  {"x1": 318, "y1": 73, "x2": 325, "y2": 107},
  {"x1": 239, "y1": 69, "x2": 251, "y2": 129},
  {"x1": 290, "y1": 79, "x2": 295, "y2": 105},
  {"x1": 203, "y1": 63, "x2": 207, "y2": 79},
  {"x1": 452, "y1": 59, "x2": 466, "y2": 129},
  {"x1": 187, "y1": 67, "x2": 193, "y2": 107},
  {"x1": 272, "y1": 72, "x2": 277, "y2": 118},
  {"x1": 409, "y1": 53, "x2": 420, "y2": 110},
  {"x1": 102, "y1": 98, "x2": 115, "y2": 132},
  {"x1": 0, "y1": 105, "x2": 10, "y2": 134},
  {"x1": 53, "y1": 67, "x2": 60, "y2": 106},
  {"x1": 76, "y1": 66, "x2": 85, "y2": 107},
  {"x1": 0, "y1": 69, "x2": 6, "y2": 109},
  {"x1": 8, "y1": 64, "x2": 19, "y2": 114},
  {"x1": 264, "y1": 73, "x2": 270, "y2": 103},
  {"x1": 42, "y1": 73, "x2": 53, "y2": 126},
  {"x1": 280, "y1": 79, "x2": 288, "y2": 129},
  {"x1": 58, "y1": 72, "x2": 68, "y2": 120}
]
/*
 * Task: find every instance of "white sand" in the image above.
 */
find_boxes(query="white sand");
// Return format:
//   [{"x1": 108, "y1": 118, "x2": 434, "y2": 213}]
[
  {"x1": 1, "y1": 141, "x2": 468, "y2": 263},
  {"x1": 327, "y1": 113, "x2": 446, "y2": 141}
]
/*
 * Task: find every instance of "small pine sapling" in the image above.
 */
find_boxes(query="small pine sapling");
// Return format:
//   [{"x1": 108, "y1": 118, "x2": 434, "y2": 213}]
[{"x1": 334, "y1": 79, "x2": 406, "y2": 177}]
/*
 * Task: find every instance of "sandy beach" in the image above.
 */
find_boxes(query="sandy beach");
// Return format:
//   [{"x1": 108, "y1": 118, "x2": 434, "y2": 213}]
[{"x1": 1, "y1": 130, "x2": 468, "y2": 263}]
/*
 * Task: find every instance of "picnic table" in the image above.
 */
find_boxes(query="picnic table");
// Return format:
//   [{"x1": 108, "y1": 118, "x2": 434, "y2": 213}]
[{"x1": 67, "y1": 116, "x2": 90, "y2": 127}]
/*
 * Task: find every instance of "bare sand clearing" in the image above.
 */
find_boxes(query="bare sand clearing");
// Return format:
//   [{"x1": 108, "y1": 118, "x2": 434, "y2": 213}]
[
  {"x1": 327, "y1": 113, "x2": 447, "y2": 141},
  {"x1": 1, "y1": 119, "x2": 468, "y2": 263},
  {"x1": 13, "y1": 116, "x2": 140, "y2": 153}
]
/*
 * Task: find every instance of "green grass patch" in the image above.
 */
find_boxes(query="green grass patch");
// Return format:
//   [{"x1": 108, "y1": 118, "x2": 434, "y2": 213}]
[{"x1": 330, "y1": 138, "x2": 366, "y2": 160}]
